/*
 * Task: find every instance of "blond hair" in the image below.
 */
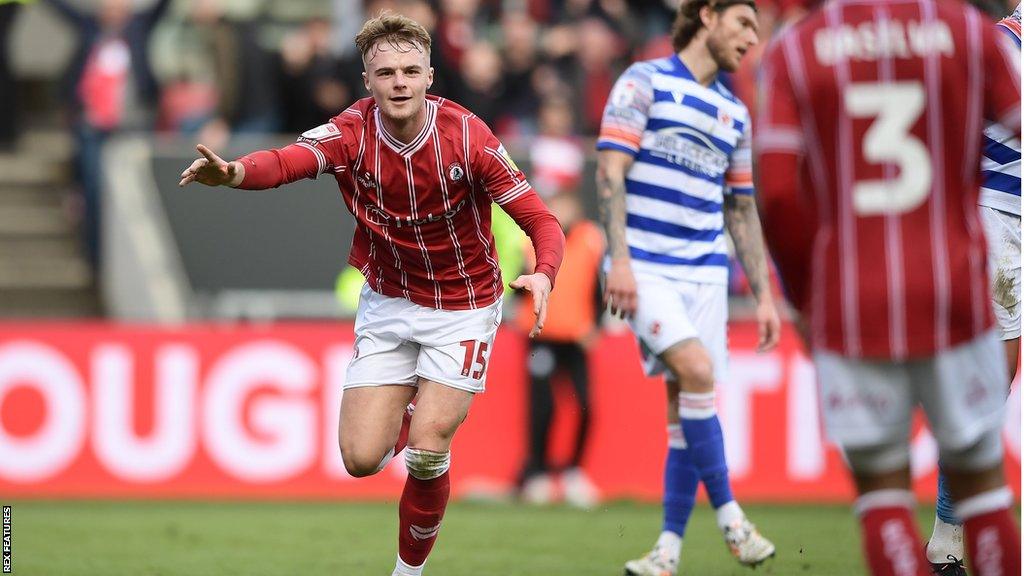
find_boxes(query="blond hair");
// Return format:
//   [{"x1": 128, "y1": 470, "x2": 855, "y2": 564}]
[{"x1": 355, "y1": 12, "x2": 432, "y2": 60}]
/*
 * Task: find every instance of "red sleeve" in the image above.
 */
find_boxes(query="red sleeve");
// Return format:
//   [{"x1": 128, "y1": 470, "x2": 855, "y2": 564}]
[
  {"x1": 501, "y1": 191, "x2": 565, "y2": 288},
  {"x1": 982, "y1": 18, "x2": 1021, "y2": 136},
  {"x1": 471, "y1": 121, "x2": 533, "y2": 205},
  {"x1": 236, "y1": 120, "x2": 346, "y2": 189},
  {"x1": 754, "y1": 41, "x2": 815, "y2": 312},
  {"x1": 235, "y1": 144, "x2": 322, "y2": 189},
  {"x1": 468, "y1": 118, "x2": 564, "y2": 286}
]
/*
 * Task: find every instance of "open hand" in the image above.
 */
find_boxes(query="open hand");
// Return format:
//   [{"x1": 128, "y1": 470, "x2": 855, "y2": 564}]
[
  {"x1": 603, "y1": 258, "x2": 637, "y2": 320},
  {"x1": 756, "y1": 298, "x2": 781, "y2": 352},
  {"x1": 178, "y1": 144, "x2": 243, "y2": 187},
  {"x1": 510, "y1": 273, "x2": 552, "y2": 338}
]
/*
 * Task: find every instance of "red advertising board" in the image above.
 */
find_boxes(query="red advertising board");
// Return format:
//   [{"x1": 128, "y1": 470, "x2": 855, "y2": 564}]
[{"x1": 0, "y1": 322, "x2": 1018, "y2": 501}]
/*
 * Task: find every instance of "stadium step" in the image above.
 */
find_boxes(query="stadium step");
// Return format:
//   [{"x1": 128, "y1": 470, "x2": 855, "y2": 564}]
[
  {"x1": 0, "y1": 287, "x2": 101, "y2": 318},
  {"x1": 0, "y1": 204, "x2": 76, "y2": 236},
  {"x1": 0, "y1": 236, "x2": 83, "y2": 259},
  {"x1": 0, "y1": 256, "x2": 92, "y2": 289},
  {"x1": 0, "y1": 132, "x2": 101, "y2": 318},
  {"x1": 0, "y1": 154, "x2": 70, "y2": 187},
  {"x1": 0, "y1": 184, "x2": 68, "y2": 208}
]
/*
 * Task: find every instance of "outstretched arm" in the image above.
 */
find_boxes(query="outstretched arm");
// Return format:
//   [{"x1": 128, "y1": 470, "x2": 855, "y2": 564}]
[
  {"x1": 596, "y1": 149, "x2": 636, "y2": 319},
  {"x1": 179, "y1": 141, "x2": 324, "y2": 190},
  {"x1": 724, "y1": 194, "x2": 780, "y2": 351}
]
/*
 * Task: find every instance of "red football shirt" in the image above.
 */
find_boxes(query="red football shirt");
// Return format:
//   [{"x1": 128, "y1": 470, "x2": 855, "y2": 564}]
[
  {"x1": 236, "y1": 96, "x2": 564, "y2": 310},
  {"x1": 756, "y1": 0, "x2": 1021, "y2": 359}
]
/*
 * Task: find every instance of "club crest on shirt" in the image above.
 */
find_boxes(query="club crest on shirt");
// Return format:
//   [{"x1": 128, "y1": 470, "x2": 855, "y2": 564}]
[
  {"x1": 447, "y1": 162, "x2": 464, "y2": 182},
  {"x1": 718, "y1": 109, "x2": 732, "y2": 127},
  {"x1": 357, "y1": 172, "x2": 377, "y2": 190},
  {"x1": 649, "y1": 321, "x2": 661, "y2": 336}
]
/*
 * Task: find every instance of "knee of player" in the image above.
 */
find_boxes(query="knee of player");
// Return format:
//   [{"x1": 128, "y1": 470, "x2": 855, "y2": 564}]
[
  {"x1": 339, "y1": 445, "x2": 386, "y2": 478},
  {"x1": 939, "y1": 427, "x2": 1005, "y2": 475},
  {"x1": 844, "y1": 441, "x2": 911, "y2": 478},
  {"x1": 672, "y1": 359, "x2": 716, "y2": 391}
]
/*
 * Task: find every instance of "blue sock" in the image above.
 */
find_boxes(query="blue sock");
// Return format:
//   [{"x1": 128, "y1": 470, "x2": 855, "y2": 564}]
[
  {"x1": 662, "y1": 425, "x2": 699, "y2": 536},
  {"x1": 935, "y1": 470, "x2": 959, "y2": 524},
  {"x1": 679, "y1": 392, "x2": 734, "y2": 508}
]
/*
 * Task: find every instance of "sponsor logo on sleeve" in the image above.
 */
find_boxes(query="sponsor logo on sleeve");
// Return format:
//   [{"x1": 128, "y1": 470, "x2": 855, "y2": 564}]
[
  {"x1": 300, "y1": 123, "x2": 340, "y2": 142},
  {"x1": 612, "y1": 80, "x2": 638, "y2": 107}
]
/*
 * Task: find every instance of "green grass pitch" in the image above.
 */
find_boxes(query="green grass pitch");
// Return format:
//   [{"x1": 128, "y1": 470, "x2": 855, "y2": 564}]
[{"x1": 3, "y1": 500, "x2": 981, "y2": 575}]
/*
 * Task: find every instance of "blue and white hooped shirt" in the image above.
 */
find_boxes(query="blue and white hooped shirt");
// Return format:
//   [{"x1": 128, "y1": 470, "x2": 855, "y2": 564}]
[
  {"x1": 979, "y1": 4, "x2": 1022, "y2": 216},
  {"x1": 597, "y1": 54, "x2": 753, "y2": 286}
]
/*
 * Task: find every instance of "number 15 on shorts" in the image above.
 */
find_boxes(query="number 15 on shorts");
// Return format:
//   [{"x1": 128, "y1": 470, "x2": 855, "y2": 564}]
[{"x1": 459, "y1": 340, "x2": 489, "y2": 379}]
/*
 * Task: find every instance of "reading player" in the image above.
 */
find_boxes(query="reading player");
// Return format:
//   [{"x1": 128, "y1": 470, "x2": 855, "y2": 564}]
[{"x1": 596, "y1": 0, "x2": 779, "y2": 573}]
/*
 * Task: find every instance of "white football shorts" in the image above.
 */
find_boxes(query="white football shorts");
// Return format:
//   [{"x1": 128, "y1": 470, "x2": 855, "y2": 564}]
[
  {"x1": 345, "y1": 283, "x2": 502, "y2": 394},
  {"x1": 980, "y1": 206, "x2": 1021, "y2": 341},
  {"x1": 629, "y1": 272, "x2": 728, "y2": 381},
  {"x1": 814, "y1": 330, "x2": 1008, "y2": 453}
]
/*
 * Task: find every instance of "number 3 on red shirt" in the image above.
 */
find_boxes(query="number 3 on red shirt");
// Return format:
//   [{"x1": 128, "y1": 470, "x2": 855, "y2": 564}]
[
  {"x1": 459, "y1": 340, "x2": 489, "y2": 379},
  {"x1": 844, "y1": 81, "x2": 932, "y2": 216}
]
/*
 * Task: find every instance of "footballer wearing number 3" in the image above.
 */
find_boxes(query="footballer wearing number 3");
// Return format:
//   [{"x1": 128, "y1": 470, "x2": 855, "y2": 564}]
[
  {"x1": 757, "y1": 0, "x2": 1021, "y2": 574},
  {"x1": 178, "y1": 13, "x2": 564, "y2": 576}
]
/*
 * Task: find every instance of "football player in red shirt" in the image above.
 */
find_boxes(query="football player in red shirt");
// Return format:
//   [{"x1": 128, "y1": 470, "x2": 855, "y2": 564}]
[
  {"x1": 179, "y1": 13, "x2": 564, "y2": 576},
  {"x1": 756, "y1": 0, "x2": 1021, "y2": 574}
]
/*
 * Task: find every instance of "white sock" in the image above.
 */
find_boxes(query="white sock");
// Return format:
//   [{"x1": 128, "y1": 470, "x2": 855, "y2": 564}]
[
  {"x1": 715, "y1": 500, "x2": 744, "y2": 530},
  {"x1": 926, "y1": 516, "x2": 965, "y2": 563},
  {"x1": 655, "y1": 530, "x2": 682, "y2": 562},
  {"x1": 392, "y1": 554, "x2": 424, "y2": 576}
]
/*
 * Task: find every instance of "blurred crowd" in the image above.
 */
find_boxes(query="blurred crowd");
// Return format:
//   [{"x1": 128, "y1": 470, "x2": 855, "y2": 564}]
[
  {"x1": 154, "y1": 0, "x2": 686, "y2": 145},
  {"x1": 0, "y1": 0, "x2": 1010, "y2": 278}
]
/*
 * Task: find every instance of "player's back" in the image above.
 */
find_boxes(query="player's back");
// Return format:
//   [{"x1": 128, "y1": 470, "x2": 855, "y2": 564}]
[{"x1": 767, "y1": 0, "x2": 1020, "y2": 358}]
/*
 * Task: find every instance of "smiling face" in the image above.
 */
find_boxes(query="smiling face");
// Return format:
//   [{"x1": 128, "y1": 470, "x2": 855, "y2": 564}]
[
  {"x1": 362, "y1": 38, "x2": 434, "y2": 127},
  {"x1": 704, "y1": 4, "x2": 759, "y2": 72}
]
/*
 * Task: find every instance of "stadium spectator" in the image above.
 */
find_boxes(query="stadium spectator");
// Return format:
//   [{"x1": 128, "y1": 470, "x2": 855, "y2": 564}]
[
  {"x1": 516, "y1": 191, "x2": 604, "y2": 508},
  {"x1": 529, "y1": 95, "x2": 585, "y2": 198},
  {"x1": 574, "y1": 16, "x2": 628, "y2": 133},
  {"x1": 278, "y1": 18, "x2": 350, "y2": 134},
  {"x1": 0, "y1": 2, "x2": 21, "y2": 151},
  {"x1": 45, "y1": 0, "x2": 173, "y2": 266},
  {"x1": 435, "y1": 0, "x2": 479, "y2": 68},
  {"x1": 596, "y1": 0, "x2": 779, "y2": 573},
  {"x1": 756, "y1": 0, "x2": 1022, "y2": 574},
  {"x1": 188, "y1": 2, "x2": 280, "y2": 135},
  {"x1": 498, "y1": 10, "x2": 543, "y2": 135},
  {"x1": 451, "y1": 40, "x2": 504, "y2": 127},
  {"x1": 177, "y1": 13, "x2": 564, "y2": 576}
]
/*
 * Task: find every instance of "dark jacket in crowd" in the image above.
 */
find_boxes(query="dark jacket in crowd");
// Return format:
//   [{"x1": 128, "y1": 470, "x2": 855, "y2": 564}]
[{"x1": 46, "y1": 0, "x2": 173, "y2": 117}]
